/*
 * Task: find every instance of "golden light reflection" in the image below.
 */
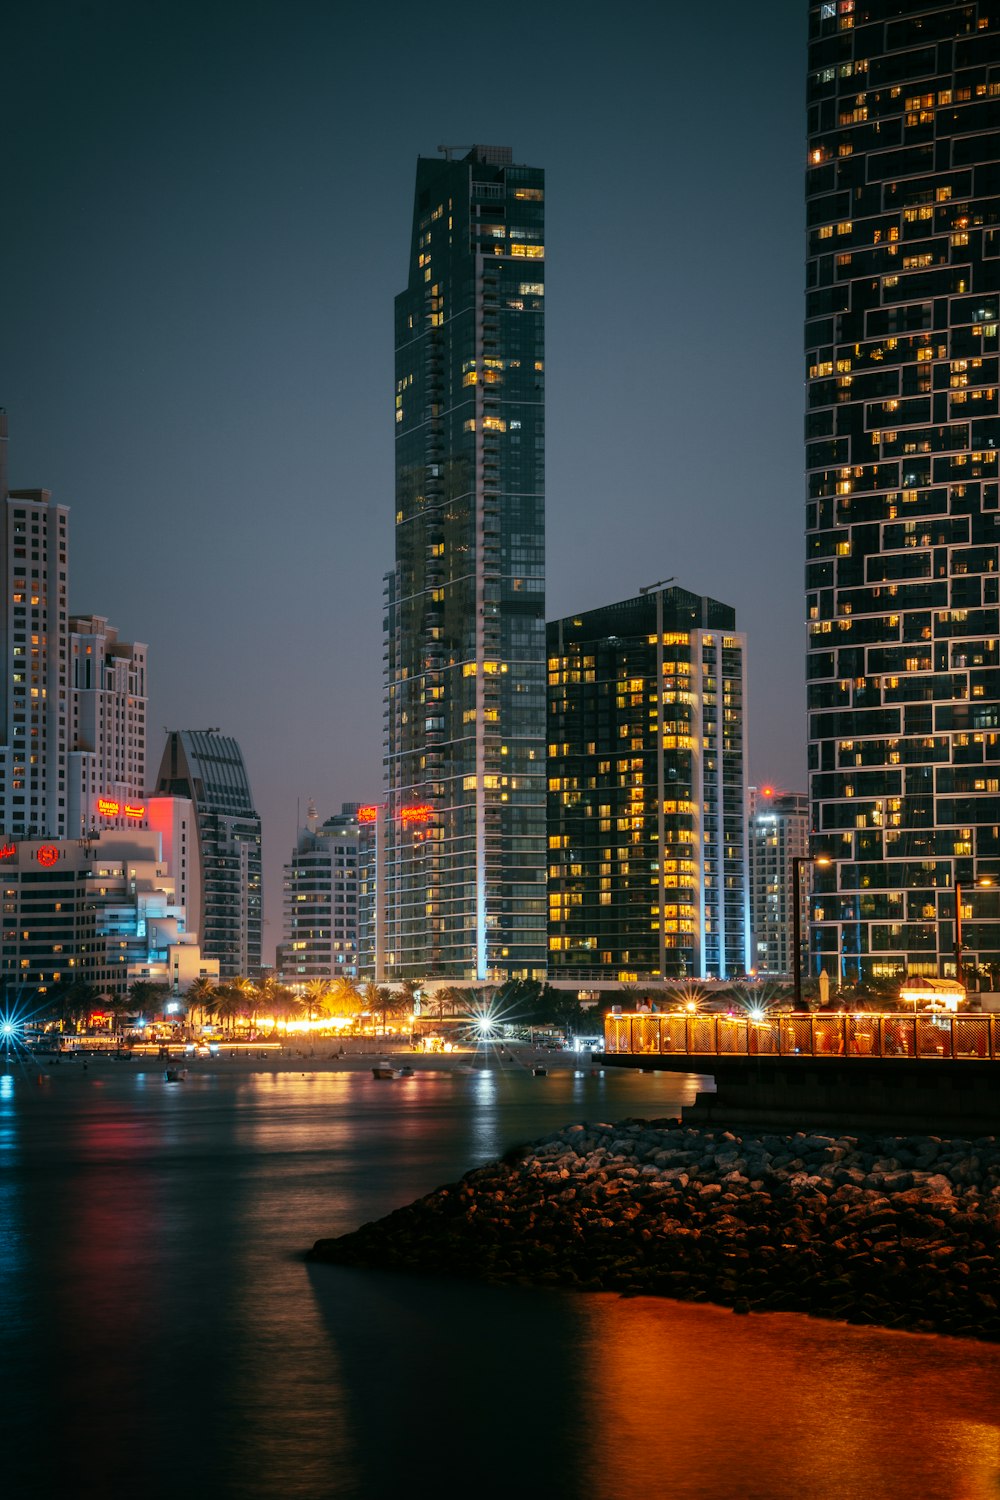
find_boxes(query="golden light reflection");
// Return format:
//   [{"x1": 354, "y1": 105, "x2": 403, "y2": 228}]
[{"x1": 577, "y1": 1296, "x2": 1000, "y2": 1500}]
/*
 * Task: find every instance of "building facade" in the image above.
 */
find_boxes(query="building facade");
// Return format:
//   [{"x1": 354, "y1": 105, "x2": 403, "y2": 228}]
[
  {"x1": 546, "y1": 587, "x2": 750, "y2": 982},
  {"x1": 0, "y1": 417, "x2": 148, "y2": 849},
  {"x1": 153, "y1": 730, "x2": 262, "y2": 978},
  {"x1": 805, "y1": 1, "x2": 1000, "y2": 986},
  {"x1": 383, "y1": 146, "x2": 547, "y2": 983},
  {"x1": 0, "y1": 412, "x2": 70, "y2": 840},
  {"x1": 0, "y1": 829, "x2": 214, "y2": 1001},
  {"x1": 355, "y1": 801, "x2": 385, "y2": 981},
  {"x1": 280, "y1": 802, "x2": 361, "y2": 984},
  {"x1": 67, "y1": 614, "x2": 147, "y2": 837},
  {"x1": 747, "y1": 787, "x2": 810, "y2": 976}
]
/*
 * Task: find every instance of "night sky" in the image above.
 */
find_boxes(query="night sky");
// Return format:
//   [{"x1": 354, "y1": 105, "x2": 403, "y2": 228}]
[{"x1": 2, "y1": 0, "x2": 807, "y2": 962}]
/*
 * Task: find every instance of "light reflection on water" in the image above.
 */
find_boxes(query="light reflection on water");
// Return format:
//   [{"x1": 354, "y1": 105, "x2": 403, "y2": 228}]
[{"x1": 2, "y1": 1062, "x2": 998, "y2": 1500}]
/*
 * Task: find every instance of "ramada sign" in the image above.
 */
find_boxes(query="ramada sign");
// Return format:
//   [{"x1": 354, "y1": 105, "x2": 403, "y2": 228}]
[
  {"x1": 97, "y1": 798, "x2": 145, "y2": 819},
  {"x1": 356, "y1": 805, "x2": 433, "y2": 826}
]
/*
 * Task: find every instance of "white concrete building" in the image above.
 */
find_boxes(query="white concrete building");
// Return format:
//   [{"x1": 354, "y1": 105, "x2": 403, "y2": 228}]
[
  {"x1": 67, "y1": 614, "x2": 147, "y2": 837},
  {"x1": 747, "y1": 787, "x2": 809, "y2": 977},
  {"x1": 0, "y1": 415, "x2": 70, "y2": 839},
  {"x1": 280, "y1": 802, "x2": 361, "y2": 983}
]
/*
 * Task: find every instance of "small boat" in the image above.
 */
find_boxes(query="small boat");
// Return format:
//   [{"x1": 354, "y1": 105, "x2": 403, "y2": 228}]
[
  {"x1": 397, "y1": 1065, "x2": 414, "y2": 1077},
  {"x1": 164, "y1": 1067, "x2": 187, "y2": 1083},
  {"x1": 532, "y1": 1065, "x2": 547, "y2": 1077},
  {"x1": 372, "y1": 1063, "x2": 396, "y2": 1079}
]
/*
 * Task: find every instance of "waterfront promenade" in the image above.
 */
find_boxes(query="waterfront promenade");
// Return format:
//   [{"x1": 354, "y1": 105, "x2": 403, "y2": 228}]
[
  {"x1": 604, "y1": 1010, "x2": 1000, "y2": 1062},
  {"x1": 601, "y1": 1011, "x2": 1000, "y2": 1131}
]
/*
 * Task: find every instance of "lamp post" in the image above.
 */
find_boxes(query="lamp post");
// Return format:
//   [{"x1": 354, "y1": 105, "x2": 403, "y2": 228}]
[
  {"x1": 792, "y1": 855, "x2": 831, "y2": 1012},
  {"x1": 953, "y1": 876, "x2": 994, "y2": 991}
]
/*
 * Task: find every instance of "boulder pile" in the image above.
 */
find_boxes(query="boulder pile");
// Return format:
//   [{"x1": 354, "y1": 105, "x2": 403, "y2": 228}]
[{"x1": 308, "y1": 1120, "x2": 1000, "y2": 1340}]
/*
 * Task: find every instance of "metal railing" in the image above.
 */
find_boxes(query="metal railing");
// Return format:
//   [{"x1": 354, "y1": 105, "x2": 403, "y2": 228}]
[{"x1": 604, "y1": 1012, "x2": 1000, "y2": 1062}]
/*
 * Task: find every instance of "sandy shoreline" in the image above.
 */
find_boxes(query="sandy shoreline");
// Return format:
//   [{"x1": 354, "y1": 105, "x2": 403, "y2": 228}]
[{"x1": 25, "y1": 1043, "x2": 605, "y2": 1076}]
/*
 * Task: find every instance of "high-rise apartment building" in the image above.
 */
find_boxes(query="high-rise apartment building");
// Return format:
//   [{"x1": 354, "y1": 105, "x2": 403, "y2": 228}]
[
  {"x1": 383, "y1": 146, "x2": 547, "y2": 982},
  {"x1": 355, "y1": 801, "x2": 385, "y2": 981},
  {"x1": 805, "y1": 2, "x2": 1000, "y2": 986},
  {"x1": 747, "y1": 787, "x2": 810, "y2": 976},
  {"x1": 546, "y1": 587, "x2": 750, "y2": 982},
  {"x1": 280, "y1": 802, "x2": 361, "y2": 983},
  {"x1": 67, "y1": 614, "x2": 147, "y2": 837},
  {"x1": 0, "y1": 411, "x2": 70, "y2": 839},
  {"x1": 153, "y1": 730, "x2": 262, "y2": 978},
  {"x1": 0, "y1": 416, "x2": 147, "y2": 845}
]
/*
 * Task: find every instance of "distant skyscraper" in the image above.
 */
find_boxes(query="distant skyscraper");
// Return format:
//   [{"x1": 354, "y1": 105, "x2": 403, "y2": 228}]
[
  {"x1": 0, "y1": 416, "x2": 148, "y2": 845},
  {"x1": 280, "y1": 802, "x2": 361, "y2": 983},
  {"x1": 154, "y1": 730, "x2": 262, "y2": 978},
  {"x1": 747, "y1": 787, "x2": 809, "y2": 976},
  {"x1": 383, "y1": 146, "x2": 547, "y2": 982},
  {"x1": 546, "y1": 587, "x2": 750, "y2": 982},
  {"x1": 805, "y1": 2, "x2": 1000, "y2": 987},
  {"x1": 0, "y1": 413, "x2": 70, "y2": 839}
]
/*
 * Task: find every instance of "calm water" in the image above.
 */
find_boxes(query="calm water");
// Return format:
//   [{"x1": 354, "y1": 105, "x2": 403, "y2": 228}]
[{"x1": 2, "y1": 1057, "x2": 999, "y2": 1500}]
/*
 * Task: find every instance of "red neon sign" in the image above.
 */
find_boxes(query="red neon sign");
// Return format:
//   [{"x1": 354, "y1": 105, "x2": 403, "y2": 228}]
[
  {"x1": 357, "y1": 805, "x2": 378, "y2": 824},
  {"x1": 97, "y1": 798, "x2": 120, "y2": 817},
  {"x1": 401, "y1": 804, "x2": 434, "y2": 826},
  {"x1": 124, "y1": 803, "x2": 145, "y2": 819},
  {"x1": 0, "y1": 843, "x2": 15, "y2": 860},
  {"x1": 36, "y1": 846, "x2": 59, "y2": 867}
]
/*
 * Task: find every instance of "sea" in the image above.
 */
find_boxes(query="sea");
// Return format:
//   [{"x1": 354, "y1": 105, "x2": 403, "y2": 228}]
[{"x1": 2, "y1": 1054, "x2": 998, "y2": 1500}]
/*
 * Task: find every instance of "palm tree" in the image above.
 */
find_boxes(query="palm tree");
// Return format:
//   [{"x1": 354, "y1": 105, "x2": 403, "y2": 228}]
[
  {"x1": 186, "y1": 976, "x2": 218, "y2": 1030},
  {"x1": 127, "y1": 979, "x2": 168, "y2": 1017},
  {"x1": 302, "y1": 977, "x2": 335, "y2": 1025},
  {"x1": 400, "y1": 977, "x2": 424, "y2": 1017},
  {"x1": 227, "y1": 975, "x2": 258, "y2": 1030},
  {"x1": 438, "y1": 984, "x2": 467, "y2": 1021},
  {"x1": 215, "y1": 982, "x2": 252, "y2": 1035},
  {"x1": 330, "y1": 976, "x2": 363, "y2": 1024},
  {"x1": 267, "y1": 984, "x2": 300, "y2": 1034},
  {"x1": 363, "y1": 980, "x2": 396, "y2": 1035},
  {"x1": 252, "y1": 974, "x2": 287, "y2": 1034}
]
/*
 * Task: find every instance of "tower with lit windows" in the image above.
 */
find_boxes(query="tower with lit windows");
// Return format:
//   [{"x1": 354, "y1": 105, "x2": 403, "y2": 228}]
[
  {"x1": 0, "y1": 411, "x2": 70, "y2": 840},
  {"x1": 546, "y1": 586, "x2": 750, "y2": 982},
  {"x1": 153, "y1": 730, "x2": 262, "y2": 979},
  {"x1": 805, "y1": 1, "x2": 1000, "y2": 987},
  {"x1": 383, "y1": 146, "x2": 547, "y2": 982},
  {"x1": 747, "y1": 787, "x2": 809, "y2": 976},
  {"x1": 280, "y1": 802, "x2": 362, "y2": 983}
]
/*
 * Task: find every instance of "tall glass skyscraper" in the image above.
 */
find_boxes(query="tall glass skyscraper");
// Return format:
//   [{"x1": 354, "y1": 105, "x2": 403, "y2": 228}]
[
  {"x1": 805, "y1": 2, "x2": 1000, "y2": 987},
  {"x1": 384, "y1": 146, "x2": 547, "y2": 982},
  {"x1": 154, "y1": 730, "x2": 262, "y2": 978}
]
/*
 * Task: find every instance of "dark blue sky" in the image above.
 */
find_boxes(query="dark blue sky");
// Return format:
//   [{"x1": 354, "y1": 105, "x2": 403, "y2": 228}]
[{"x1": 2, "y1": 0, "x2": 807, "y2": 962}]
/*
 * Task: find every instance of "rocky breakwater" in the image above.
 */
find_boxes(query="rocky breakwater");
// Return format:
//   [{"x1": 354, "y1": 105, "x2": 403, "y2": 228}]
[{"x1": 308, "y1": 1120, "x2": 1000, "y2": 1340}]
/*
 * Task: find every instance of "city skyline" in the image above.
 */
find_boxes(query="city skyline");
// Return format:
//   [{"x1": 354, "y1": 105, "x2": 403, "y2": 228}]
[{"x1": 1, "y1": 1, "x2": 807, "y2": 962}]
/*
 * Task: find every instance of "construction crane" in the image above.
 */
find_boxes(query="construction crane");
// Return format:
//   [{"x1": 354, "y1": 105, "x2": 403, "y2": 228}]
[
  {"x1": 437, "y1": 144, "x2": 473, "y2": 160},
  {"x1": 639, "y1": 576, "x2": 675, "y2": 595}
]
